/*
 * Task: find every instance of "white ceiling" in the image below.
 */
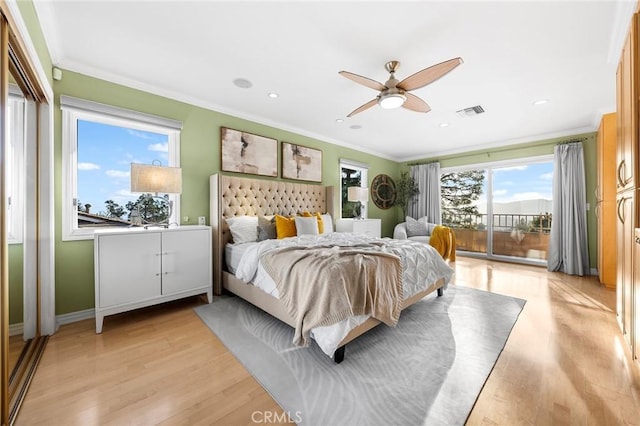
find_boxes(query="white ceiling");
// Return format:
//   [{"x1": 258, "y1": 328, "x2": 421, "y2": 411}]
[{"x1": 33, "y1": 1, "x2": 635, "y2": 162}]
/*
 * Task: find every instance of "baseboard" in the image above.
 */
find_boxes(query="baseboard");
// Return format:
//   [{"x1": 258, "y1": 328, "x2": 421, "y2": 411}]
[
  {"x1": 9, "y1": 322, "x2": 23, "y2": 336},
  {"x1": 56, "y1": 308, "x2": 95, "y2": 328}
]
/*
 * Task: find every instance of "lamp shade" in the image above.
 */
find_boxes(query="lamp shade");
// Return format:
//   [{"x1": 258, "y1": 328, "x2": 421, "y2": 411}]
[
  {"x1": 347, "y1": 186, "x2": 369, "y2": 202},
  {"x1": 130, "y1": 163, "x2": 182, "y2": 194}
]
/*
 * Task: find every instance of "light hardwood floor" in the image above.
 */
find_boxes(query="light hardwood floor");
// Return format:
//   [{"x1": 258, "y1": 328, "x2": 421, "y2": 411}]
[{"x1": 15, "y1": 257, "x2": 640, "y2": 425}]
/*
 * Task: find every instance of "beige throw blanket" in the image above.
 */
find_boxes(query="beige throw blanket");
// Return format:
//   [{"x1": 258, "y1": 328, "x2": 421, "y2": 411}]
[{"x1": 261, "y1": 244, "x2": 403, "y2": 347}]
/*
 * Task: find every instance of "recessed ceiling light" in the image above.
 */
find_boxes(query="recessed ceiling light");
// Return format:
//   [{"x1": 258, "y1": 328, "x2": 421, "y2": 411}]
[
  {"x1": 268, "y1": 92, "x2": 279, "y2": 99},
  {"x1": 233, "y1": 78, "x2": 252, "y2": 89},
  {"x1": 532, "y1": 99, "x2": 549, "y2": 106},
  {"x1": 439, "y1": 122, "x2": 449, "y2": 127},
  {"x1": 350, "y1": 124, "x2": 362, "y2": 130},
  {"x1": 336, "y1": 119, "x2": 344, "y2": 123}
]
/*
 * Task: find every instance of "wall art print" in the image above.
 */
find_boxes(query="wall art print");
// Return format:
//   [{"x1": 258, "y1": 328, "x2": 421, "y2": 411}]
[
  {"x1": 281, "y1": 142, "x2": 322, "y2": 182},
  {"x1": 220, "y1": 127, "x2": 278, "y2": 177}
]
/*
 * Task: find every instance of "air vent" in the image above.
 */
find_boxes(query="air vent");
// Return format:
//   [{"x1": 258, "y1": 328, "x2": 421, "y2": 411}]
[{"x1": 456, "y1": 105, "x2": 485, "y2": 117}]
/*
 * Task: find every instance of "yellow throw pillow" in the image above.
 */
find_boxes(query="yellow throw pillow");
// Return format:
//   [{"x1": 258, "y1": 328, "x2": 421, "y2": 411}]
[
  {"x1": 314, "y1": 212, "x2": 324, "y2": 234},
  {"x1": 301, "y1": 211, "x2": 324, "y2": 234},
  {"x1": 275, "y1": 215, "x2": 297, "y2": 239}
]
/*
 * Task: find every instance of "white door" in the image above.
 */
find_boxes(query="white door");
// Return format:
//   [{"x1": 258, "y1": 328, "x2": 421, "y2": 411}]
[
  {"x1": 161, "y1": 229, "x2": 210, "y2": 295},
  {"x1": 98, "y1": 232, "x2": 161, "y2": 307}
]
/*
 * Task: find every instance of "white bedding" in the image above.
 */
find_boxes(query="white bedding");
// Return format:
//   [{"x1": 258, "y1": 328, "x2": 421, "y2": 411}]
[
  {"x1": 233, "y1": 232, "x2": 454, "y2": 356},
  {"x1": 225, "y1": 242, "x2": 254, "y2": 275}
]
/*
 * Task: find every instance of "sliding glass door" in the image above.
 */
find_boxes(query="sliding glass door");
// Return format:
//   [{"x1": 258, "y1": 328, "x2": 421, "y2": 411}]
[{"x1": 441, "y1": 156, "x2": 553, "y2": 265}]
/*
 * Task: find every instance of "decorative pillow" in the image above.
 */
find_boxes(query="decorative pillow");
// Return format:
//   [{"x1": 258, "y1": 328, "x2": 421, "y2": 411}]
[
  {"x1": 321, "y1": 213, "x2": 333, "y2": 234},
  {"x1": 225, "y1": 215, "x2": 259, "y2": 244},
  {"x1": 295, "y1": 216, "x2": 320, "y2": 236},
  {"x1": 301, "y1": 211, "x2": 325, "y2": 234},
  {"x1": 275, "y1": 215, "x2": 297, "y2": 239},
  {"x1": 405, "y1": 216, "x2": 430, "y2": 237},
  {"x1": 314, "y1": 212, "x2": 325, "y2": 234},
  {"x1": 257, "y1": 216, "x2": 276, "y2": 241}
]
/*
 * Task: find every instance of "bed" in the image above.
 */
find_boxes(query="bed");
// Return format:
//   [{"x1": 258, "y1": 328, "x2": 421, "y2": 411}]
[{"x1": 210, "y1": 173, "x2": 454, "y2": 362}]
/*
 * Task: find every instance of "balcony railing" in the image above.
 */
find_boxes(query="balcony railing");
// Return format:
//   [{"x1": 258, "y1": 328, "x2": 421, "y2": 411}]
[{"x1": 443, "y1": 212, "x2": 551, "y2": 260}]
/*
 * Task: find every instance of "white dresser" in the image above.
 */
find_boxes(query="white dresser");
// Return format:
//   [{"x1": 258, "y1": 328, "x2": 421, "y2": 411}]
[
  {"x1": 335, "y1": 219, "x2": 382, "y2": 238},
  {"x1": 94, "y1": 225, "x2": 212, "y2": 333}
]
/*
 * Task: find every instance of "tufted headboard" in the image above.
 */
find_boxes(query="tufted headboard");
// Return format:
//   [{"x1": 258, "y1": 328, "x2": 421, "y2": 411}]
[{"x1": 210, "y1": 173, "x2": 334, "y2": 294}]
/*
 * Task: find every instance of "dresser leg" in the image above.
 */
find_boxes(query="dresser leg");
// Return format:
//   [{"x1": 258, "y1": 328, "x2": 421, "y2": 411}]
[{"x1": 96, "y1": 314, "x2": 104, "y2": 334}]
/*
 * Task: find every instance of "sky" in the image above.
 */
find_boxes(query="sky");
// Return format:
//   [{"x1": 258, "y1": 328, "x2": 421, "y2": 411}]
[
  {"x1": 77, "y1": 120, "x2": 169, "y2": 215},
  {"x1": 474, "y1": 161, "x2": 554, "y2": 211}
]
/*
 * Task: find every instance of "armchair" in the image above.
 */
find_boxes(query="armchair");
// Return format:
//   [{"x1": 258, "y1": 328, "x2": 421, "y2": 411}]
[{"x1": 393, "y1": 218, "x2": 437, "y2": 243}]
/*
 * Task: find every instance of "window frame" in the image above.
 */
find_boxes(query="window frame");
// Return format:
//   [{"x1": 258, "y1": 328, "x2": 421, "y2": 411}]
[
  {"x1": 439, "y1": 154, "x2": 554, "y2": 266},
  {"x1": 61, "y1": 96, "x2": 182, "y2": 241},
  {"x1": 339, "y1": 159, "x2": 369, "y2": 219}
]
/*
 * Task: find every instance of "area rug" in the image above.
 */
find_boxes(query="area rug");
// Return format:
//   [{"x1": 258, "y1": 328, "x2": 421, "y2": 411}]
[{"x1": 195, "y1": 285, "x2": 525, "y2": 426}]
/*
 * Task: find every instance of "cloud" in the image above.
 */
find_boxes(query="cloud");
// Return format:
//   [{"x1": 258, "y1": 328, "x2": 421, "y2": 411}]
[
  {"x1": 107, "y1": 189, "x2": 139, "y2": 205},
  {"x1": 494, "y1": 165, "x2": 528, "y2": 172},
  {"x1": 493, "y1": 189, "x2": 508, "y2": 196},
  {"x1": 148, "y1": 143, "x2": 168, "y2": 152},
  {"x1": 127, "y1": 129, "x2": 157, "y2": 140},
  {"x1": 78, "y1": 162, "x2": 100, "y2": 170},
  {"x1": 511, "y1": 191, "x2": 551, "y2": 201},
  {"x1": 540, "y1": 172, "x2": 553, "y2": 180},
  {"x1": 106, "y1": 170, "x2": 130, "y2": 178}
]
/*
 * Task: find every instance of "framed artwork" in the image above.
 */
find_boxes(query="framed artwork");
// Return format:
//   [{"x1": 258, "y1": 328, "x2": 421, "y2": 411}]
[
  {"x1": 281, "y1": 142, "x2": 322, "y2": 182},
  {"x1": 371, "y1": 174, "x2": 397, "y2": 209},
  {"x1": 220, "y1": 127, "x2": 277, "y2": 177}
]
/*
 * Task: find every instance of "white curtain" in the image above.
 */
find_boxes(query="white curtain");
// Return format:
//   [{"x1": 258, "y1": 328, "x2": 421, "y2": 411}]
[
  {"x1": 547, "y1": 142, "x2": 590, "y2": 276},
  {"x1": 408, "y1": 162, "x2": 442, "y2": 223}
]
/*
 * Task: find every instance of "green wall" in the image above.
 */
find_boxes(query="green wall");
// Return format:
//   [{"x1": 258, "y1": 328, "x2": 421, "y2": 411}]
[
  {"x1": 401, "y1": 132, "x2": 598, "y2": 270},
  {"x1": 16, "y1": 0, "x2": 53, "y2": 86},
  {"x1": 53, "y1": 70, "x2": 400, "y2": 315},
  {"x1": 17, "y1": 0, "x2": 602, "y2": 318},
  {"x1": 9, "y1": 244, "x2": 23, "y2": 324}
]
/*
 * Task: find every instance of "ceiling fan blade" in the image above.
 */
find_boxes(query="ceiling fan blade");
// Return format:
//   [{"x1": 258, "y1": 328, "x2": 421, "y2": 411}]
[
  {"x1": 397, "y1": 57, "x2": 463, "y2": 91},
  {"x1": 347, "y1": 99, "x2": 378, "y2": 117},
  {"x1": 339, "y1": 71, "x2": 386, "y2": 91},
  {"x1": 402, "y1": 93, "x2": 431, "y2": 113}
]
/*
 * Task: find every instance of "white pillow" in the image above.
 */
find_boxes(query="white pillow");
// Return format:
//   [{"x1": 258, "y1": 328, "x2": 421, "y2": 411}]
[
  {"x1": 295, "y1": 216, "x2": 319, "y2": 236},
  {"x1": 226, "y1": 216, "x2": 259, "y2": 244},
  {"x1": 405, "y1": 216, "x2": 430, "y2": 237},
  {"x1": 321, "y1": 213, "x2": 333, "y2": 234}
]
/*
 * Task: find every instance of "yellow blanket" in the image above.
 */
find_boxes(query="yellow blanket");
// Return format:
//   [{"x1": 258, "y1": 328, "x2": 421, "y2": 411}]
[{"x1": 429, "y1": 225, "x2": 456, "y2": 261}]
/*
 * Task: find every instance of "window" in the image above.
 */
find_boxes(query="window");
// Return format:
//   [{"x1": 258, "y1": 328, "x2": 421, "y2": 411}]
[
  {"x1": 61, "y1": 96, "x2": 182, "y2": 240},
  {"x1": 440, "y1": 155, "x2": 553, "y2": 264},
  {"x1": 340, "y1": 159, "x2": 368, "y2": 219},
  {"x1": 6, "y1": 87, "x2": 25, "y2": 244}
]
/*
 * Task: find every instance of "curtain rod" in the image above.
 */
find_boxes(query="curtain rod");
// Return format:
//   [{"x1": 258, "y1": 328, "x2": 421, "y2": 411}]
[
  {"x1": 407, "y1": 135, "x2": 592, "y2": 165},
  {"x1": 406, "y1": 160, "x2": 439, "y2": 166},
  {"x1": 557, "y1": 137, "x2": 588, "y2": 145}
]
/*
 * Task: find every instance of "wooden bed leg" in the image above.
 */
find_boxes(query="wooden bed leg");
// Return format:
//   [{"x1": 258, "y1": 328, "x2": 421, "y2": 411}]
[
  {"x1": 334, "y1": 346, "x2": 345, "y2": 364},
  {"x1": 437, "y1": 287, "x2": 444, "y2": 297}
]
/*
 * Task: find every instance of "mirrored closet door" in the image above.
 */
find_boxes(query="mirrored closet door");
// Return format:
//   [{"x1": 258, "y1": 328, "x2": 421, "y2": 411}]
[{"x1": 1, "y1": 7, "x2": 48, "y2": 425}]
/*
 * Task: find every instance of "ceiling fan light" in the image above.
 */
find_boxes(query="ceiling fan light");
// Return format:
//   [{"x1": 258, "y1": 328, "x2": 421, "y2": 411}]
[{"x1": 379, "y1": 93, "x2": 406, "y2": 109}]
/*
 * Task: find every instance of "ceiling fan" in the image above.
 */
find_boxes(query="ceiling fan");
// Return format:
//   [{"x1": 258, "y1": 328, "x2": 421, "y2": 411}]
[{"x1": 339, "y1": 57, "x2": 463, "y2": 117}]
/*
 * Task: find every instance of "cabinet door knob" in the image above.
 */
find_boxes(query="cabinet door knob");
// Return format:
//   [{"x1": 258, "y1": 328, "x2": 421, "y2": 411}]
[{"x1": 155, "y1": 273, "x2": 160, "y2": 276}]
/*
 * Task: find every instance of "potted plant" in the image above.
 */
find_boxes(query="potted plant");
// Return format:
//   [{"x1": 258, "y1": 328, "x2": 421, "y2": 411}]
[{"x1": 393, "y1": 171, "x2": 420, "y2": 217}]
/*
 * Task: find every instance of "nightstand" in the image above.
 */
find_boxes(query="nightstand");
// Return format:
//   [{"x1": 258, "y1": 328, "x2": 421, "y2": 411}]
[{"x1": 335, "y1": 219, "x2": 382, "y2": 238}]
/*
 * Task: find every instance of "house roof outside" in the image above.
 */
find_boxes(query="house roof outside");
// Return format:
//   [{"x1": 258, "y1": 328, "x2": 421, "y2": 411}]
[{"x1": 78, "y1": 212, "x2": 132, "y2": 228}]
